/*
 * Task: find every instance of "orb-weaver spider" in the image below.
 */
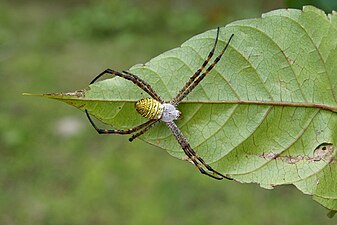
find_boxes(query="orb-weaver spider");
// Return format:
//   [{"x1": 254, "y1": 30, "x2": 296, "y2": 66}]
[{"x1": 85, "y1": 27, "x2": 234, "y2": 180}]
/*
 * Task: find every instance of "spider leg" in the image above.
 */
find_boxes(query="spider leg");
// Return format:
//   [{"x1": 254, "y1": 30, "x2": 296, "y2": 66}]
[
  {"x1": 165, "y1": 121, "x2": 232, "y2": 180},
  {"x1": 122, "y1": 70, "x2": 164, "y2": 103},
  {"x1": 85, "y1": 109, "x2": 155, "y2": 135},
  {"x1": 128, "y1": 120, "x2": 161, "y2": 142},
  {"x1": 172, "y1": 33, "x2": 234, "y2": 106},
  {"x1": 89, "y1": 68, "x2": 163, "y2": 102},
  {"x1": 184, "y1": 146, "x2": 224, "y2": 180},
  {"x1": 170, "y1": 27, "x2": 220, "y2": 105},
  {"x1": 185, "y1": 144, "x2": 232, "y2": 180}
]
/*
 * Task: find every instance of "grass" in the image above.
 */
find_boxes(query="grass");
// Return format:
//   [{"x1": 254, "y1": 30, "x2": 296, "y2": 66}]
[{"x1": 1, "y1": 0, "x2": 335, "y2": 224}]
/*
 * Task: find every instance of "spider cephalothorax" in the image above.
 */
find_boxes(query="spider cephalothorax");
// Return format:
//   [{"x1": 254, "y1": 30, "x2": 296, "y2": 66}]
[{"x1": 85, "y1": 27, "x2": 234, "y2": 180}]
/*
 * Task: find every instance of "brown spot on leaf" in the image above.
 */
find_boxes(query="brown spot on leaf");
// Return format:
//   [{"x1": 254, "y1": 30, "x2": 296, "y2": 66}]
[
  {"x1": 286, "y1": 56, "x2": 295, "y2": 65},
  {"x1": 63, "y1": 90, "x2": 86, "y2": 98},
  {"x1": 260, "y1": 143, "x2": 336, "y2": 164},
  {"x1": 313, "y1": 143, "x2": 335, "y2": 162},
  {"x1": 45, "y1": 90, "x2": 86, "y2": 98}
]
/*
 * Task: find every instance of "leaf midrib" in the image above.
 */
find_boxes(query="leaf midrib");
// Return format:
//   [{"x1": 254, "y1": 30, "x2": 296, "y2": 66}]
[{"x1": 51, "y1": 96, "x2": 337, "y2": 113}]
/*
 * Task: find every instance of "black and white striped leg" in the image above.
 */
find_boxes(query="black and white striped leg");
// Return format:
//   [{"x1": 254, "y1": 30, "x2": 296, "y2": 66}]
[{"x1": 85, "y1": 109, "x2": 156, "y2": 135}]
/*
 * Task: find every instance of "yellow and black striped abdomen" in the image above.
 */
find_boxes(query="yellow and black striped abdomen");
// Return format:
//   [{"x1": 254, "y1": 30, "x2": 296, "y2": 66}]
[{"x1": 135, "y1": 98, "x2": 163, "y2": 120}]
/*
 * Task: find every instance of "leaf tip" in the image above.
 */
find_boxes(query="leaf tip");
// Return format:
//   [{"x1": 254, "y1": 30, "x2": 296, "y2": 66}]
[
  {"x1": 45, "y1": 90, "x2": 86, "y2": 99},
  {"x1": 22, "y1": 92, "x2": 43, "y2": 97},
  {"x1": 22, "y1": 90, "x2": 86, "y2": 100}
]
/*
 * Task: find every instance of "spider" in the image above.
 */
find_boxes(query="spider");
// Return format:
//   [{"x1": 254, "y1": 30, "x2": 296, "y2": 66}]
[{"x1": 85, "y1": 27, "x2": 234, "y2": 180}]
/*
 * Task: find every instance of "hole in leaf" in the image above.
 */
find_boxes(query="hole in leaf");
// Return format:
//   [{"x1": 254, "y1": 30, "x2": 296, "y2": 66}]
[{"x1": 313, "y1": 143, "x2": 334, "y2": 161}]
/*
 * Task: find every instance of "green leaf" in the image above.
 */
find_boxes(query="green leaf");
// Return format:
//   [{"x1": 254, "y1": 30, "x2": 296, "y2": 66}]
[{"x1": 25, "y1": 6, "x2": 337, "y2": 211}]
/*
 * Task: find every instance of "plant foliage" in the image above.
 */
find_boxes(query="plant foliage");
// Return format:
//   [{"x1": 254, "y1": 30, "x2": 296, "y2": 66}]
[{"x1": 28, "y1": 6, "x2": 337, "y2": 211}]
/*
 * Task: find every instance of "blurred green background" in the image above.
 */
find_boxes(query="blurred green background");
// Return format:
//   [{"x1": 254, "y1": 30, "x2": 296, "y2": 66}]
[{"x1": 1, "y1": 0, "x2": 336, "y2": 224}]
